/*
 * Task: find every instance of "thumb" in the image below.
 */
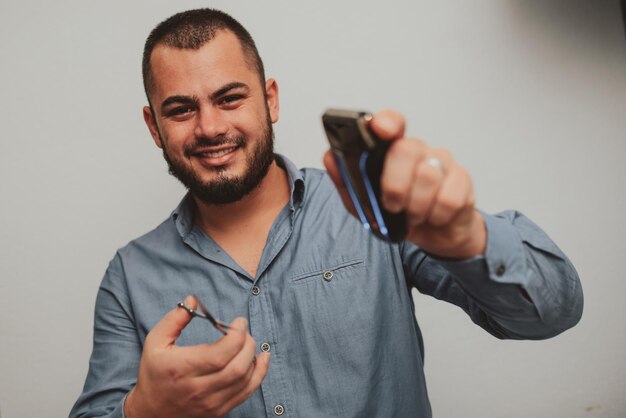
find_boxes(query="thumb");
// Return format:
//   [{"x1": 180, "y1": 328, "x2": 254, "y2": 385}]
[
  {"x1": 145, "y1": 295, "x2": 195, "y2": 348},
  {"x1": 369, "y1": 109, "x2": 406, "y2": 141}
]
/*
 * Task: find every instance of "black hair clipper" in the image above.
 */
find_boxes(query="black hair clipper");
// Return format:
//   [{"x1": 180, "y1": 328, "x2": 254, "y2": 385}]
[{"x1": 322, "y1": 109, "x2": 407, "y2": 242}]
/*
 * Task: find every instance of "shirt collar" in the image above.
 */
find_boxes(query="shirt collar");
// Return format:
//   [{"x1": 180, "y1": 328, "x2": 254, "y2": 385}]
[
  {"x1": 274, "y1": 153, "x2": 305, "y2": 211},
  {"x1": 171, "y1": 153, "x2": 305, "y2": 238},
  {"x1": 171, "y1": 193, "x2": 195, "y2": 238}
]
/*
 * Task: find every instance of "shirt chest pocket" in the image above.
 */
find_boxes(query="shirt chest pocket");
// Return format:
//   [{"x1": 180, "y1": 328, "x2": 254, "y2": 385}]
[{"x1": 290, "y1": 257, "x2": 364, "y2": 286}]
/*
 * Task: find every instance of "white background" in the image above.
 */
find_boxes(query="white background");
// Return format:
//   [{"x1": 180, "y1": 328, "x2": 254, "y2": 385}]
[{"x1": 1, "y1": 1, "x2": 625, "y2": 417}]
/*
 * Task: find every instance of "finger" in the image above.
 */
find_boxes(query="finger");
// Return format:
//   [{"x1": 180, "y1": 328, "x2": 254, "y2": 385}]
[
  {"x1": 405, "y1": 155, "x2": 446, "y2": 226},
  {"x1": 206, "y1": 332, "x2": 259, "y2": 391},
  {"x1": 213, "y1": 352, "x2": 271, "y2": 417},
  {"x1": 179, "y1": 317, "x2": 249, "y2": 376},
  {"x1": 323, "y1": 150, "x2": 358, "y2": 217},
  {"x1": 189, "y1": 347, "x2": 270, "y2": 416},
  {"x1": 369, "y1": 109, "x2": 405, "y2": 141},
  {"x1": 380, "y1": 138, "x2": 427, "y2": 213},
  {"x1": 145, "y1": 295, "x2": 197, "y2": 349},
  {"x1": 427, "y1": 165, "x2": 473, "y2": 227}
]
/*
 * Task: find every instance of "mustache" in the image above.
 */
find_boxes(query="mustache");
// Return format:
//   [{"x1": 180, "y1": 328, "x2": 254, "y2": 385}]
[{"x1": 184, "y1": 135, "x2": 246, "y2": 157}]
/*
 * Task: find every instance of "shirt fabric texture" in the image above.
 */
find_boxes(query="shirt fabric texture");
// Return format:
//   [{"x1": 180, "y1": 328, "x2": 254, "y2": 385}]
[{"x1": 70, "y1": 155, "x2": 583, "y2": 418}]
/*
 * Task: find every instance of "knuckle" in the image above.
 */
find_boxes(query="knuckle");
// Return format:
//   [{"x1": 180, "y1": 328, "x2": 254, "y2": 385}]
[
  {"x1": 188, "y1": 385, "x2": 209, "y2": 404},
  {"x1": 230, "y1": 362, "x2": 250, "y2": 379},
  {"x1": 456, "y1": 165, "x2": 471, "y2": 182},
  {"x1": 438, "y1": 194, "x2": 462, "y2": 213},
  {"x1": 234, "y1": 328, "x2": 249, "y2": 343},
  {"x1": 430, "y1": 195, "x2": 467, "y2": 227},
  {"x1": 428, "y1": 210, "x2": 450, "y2": 227},
  {"x1": 429, "y1": 208, "x2": 456, "y2": 227},
  {"x1": 381, "y1": 173, "x2": 407, "y2": 197},
  {"x1": 405, "y1": 199, "x2": 427, "y2": 219},
  {"x1": 382, "y1": 186, "x2": 405, "y2": 204},
  {"x1": 203, "y1": 397, "x2": 222, "y2": 414},
  {"x1": 418, "y1": 164, "x2": 442, "y2": 184},
  {"x1": 210, "y1": 353, "x2": 230, "y2": 370},
  {"x1": 389, "y1": 138, "x2": 420, "y2": 159},
  {"x1": 166, "y1": 365, "x2": 186, "y2": 383}
]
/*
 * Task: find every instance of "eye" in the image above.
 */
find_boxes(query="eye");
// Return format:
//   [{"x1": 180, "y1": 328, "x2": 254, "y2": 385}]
[
  {"x1": 219, "y1": 95, "x2": 244, "y2": 107},
  {"x1": 167, "y1": 105, "x2": 195, "y2": 117}
]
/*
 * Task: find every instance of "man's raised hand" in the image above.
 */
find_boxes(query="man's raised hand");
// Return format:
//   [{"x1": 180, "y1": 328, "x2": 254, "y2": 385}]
[{"x1": 125, "y1": 295, "x2": 270, "y2": 418}]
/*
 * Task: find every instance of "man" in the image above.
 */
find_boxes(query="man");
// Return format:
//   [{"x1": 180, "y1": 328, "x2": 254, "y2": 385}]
[{"x1": 70, "y1": 8, "x2": 583, "y2": 418}]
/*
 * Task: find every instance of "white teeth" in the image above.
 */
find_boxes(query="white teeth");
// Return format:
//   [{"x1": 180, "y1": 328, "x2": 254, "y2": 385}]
[{"x1": 199, "y1": 147, "x2": 236, "y2": 158}]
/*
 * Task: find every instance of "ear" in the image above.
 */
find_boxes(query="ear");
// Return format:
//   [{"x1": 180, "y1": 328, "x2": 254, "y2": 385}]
[
  {"x1": 265, "y1": 78, "x2": 279, "y2": 124},
  {"x1": 143, "y1": 105, "x2": 164, "y2": 149}
]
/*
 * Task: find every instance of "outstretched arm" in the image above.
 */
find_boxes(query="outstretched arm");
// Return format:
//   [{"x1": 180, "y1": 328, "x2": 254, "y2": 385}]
[{"x1": 324, "y1": 109, "x2": 582, "y2": 339}]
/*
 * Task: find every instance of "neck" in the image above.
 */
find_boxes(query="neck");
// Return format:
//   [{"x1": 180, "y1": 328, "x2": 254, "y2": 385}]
[{"x1": 192, "y1": 161, "x2": 291, "y2": 235}]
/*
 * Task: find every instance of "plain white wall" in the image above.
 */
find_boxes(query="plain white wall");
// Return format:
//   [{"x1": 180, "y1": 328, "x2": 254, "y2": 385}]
[{"x1": 1, "y1": 1, "x2": 624, "y2": 417}]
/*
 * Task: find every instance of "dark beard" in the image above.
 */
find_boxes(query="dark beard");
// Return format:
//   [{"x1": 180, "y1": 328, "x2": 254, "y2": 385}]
[{"x1": 162, "y1": 119, "x2": 275, "y2": 205}]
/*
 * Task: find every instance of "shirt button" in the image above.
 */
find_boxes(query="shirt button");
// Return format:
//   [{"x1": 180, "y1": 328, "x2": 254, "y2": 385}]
[
  {"x1": 323, "y1": 270, "x2": 334, "y2": 281},
  {"x1": 496, "y1": 264, "x2": 506, "y2": 276},
  {"x1": 260, "y1": 342, "x2": 271, "y2": 352},
  {"x1": 273, "y1": 404, "x2": 285, "y2": 416},
  {"x1": 251, "y1": 286, "x2": 261, "y2": 296}
]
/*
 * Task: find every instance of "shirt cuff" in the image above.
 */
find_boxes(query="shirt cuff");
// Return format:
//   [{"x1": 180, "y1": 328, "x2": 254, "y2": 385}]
[{"x1": 433, "y1": 211, "x2": 528, "y2": 288}]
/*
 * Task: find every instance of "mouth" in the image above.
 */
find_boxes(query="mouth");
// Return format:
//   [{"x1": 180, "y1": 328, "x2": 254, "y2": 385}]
[{"x1": 192, "y1": 144, "x2": 240, "y2": 167}]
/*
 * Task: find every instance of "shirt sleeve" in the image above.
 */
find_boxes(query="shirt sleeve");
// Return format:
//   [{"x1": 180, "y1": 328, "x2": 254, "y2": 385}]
[
  {"x1": 400, "y1": 210, "x2": 583, "y2": 339},
  {"x1": 69, "y1": 254, "x2": 139, "y2": 418}
]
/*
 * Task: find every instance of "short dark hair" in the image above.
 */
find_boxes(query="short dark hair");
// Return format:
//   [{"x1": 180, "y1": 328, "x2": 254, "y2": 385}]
[{"x1": 142, "y1": 8, "x2": 266, "y2": 104}]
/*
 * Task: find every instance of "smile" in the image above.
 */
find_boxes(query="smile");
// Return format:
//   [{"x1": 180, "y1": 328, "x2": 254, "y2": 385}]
[
  {"x1": 197, "y1": 146, "x2": 238, "y2": 158},
  {"x1": 192, "y1": 145, "x2": 240, "y2": 167}
]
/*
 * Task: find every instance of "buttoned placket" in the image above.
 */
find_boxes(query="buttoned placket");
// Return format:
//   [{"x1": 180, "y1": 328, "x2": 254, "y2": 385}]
[
  {"x1": 175, "y1": 162, "x2": 303, "y2": 417},
  {"x1": 247, "y1": 200, "x2": 300, "y2": 417}
]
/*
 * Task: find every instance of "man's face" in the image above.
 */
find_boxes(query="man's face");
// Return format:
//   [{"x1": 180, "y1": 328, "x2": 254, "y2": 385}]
[{"x1": 143, "y1": 30, "x2": 279, "y2": 204}]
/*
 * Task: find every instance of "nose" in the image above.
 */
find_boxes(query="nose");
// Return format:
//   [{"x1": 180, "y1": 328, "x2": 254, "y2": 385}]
[{"x1": 194, "y1": 106, "x2": 228, "y2": 139}]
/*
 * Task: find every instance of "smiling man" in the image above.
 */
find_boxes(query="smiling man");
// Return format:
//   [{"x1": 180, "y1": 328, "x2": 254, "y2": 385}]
[
  {"x1": 145, "y1": 36, "x2": 279, "y2": 207},
  {"x1": 70, "y1": 8, "x2": 583, "y2": 418}
]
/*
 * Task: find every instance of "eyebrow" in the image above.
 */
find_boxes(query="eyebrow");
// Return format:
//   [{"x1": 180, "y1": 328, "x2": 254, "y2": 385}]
[
  {"x1": 160, "y1": 95, "x2": 198, "y2": 113},
  {"x1": 209, "y1": 82, "x2": 250, "y2": 101},
  {"x1": 159, "y1": 82, "x2": 250, "y2": 114}
]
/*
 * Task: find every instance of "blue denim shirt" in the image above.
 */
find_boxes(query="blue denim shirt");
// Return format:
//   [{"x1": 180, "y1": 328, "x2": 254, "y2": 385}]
[{"x1": 70, "y1": 155, "x2": 583, "y2": 418}]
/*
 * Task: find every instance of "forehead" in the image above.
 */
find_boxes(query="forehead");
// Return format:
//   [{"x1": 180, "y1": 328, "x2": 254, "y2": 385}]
[{"x1": 149, "y1": 30, "x2": 258, "y2": 100}]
